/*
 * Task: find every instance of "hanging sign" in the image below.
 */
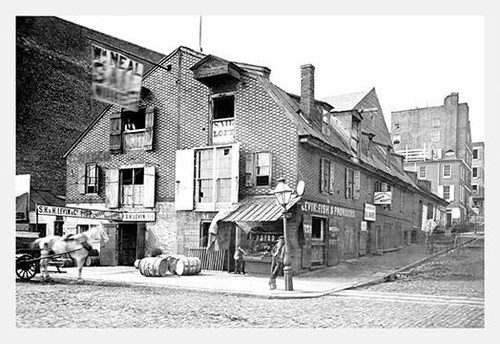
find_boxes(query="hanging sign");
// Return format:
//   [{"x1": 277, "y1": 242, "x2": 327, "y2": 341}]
[
  {"x1": 374, "y1": 191, "x2": 392, "y2": 205},
  {"x1": 212, "y1": 119, "x2": 235, "y2": 144},
  {"x1": 91, "y1": 44, "x2": 144, "y2": 111},
  {"x1": 364, "y1": 203, "x2": 376, "y2": 221}
]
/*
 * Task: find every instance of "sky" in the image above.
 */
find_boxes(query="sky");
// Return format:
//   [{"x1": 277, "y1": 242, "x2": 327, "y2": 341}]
[{"x1": 63, "y1": 16, "x2": 485, "y2": 143}]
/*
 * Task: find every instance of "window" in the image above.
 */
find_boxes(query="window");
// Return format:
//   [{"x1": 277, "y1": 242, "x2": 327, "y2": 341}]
[
  {"x1": 472, "y1": 184, "x2": 478, "y2": 194},
  {"x1": 109, "y1": 106, "x2": 155, "y2": 153},
  {"x1": 322, "y1": 111, "x2": 331, "y2": 135},
  {"x1": 122, "y1": 108, "x2": 146, "y2": 131},
  {"x1": 195, "y1": 146, "x2": 233, "y2": 205},
  {"x1": 245, "y1": 152, "x2": 272, "y2": 187},
  {"x1": 472, "y1": 167, "x2": 478, "y2": 178},
  {"x1": 392, "y1": 134, "x2": 401, "y2": 145},
  {"x1": 85, "y1": 163, "x2": 99, "y2": 194},
  {"x1": 212, "y1": 95, "x2": 235, "y2": 120},
  {"x1": 311, "y1": 217, "x2": 325, "y2": 240},
  {"x1": 443, "y1": 165, "x2": 451, "y2": 178},
  {"x1": 432, "y1": 118, "x2": 441, "y2": 127},
  {"x1": 443, "y1": 185, "x2": 450, "y2": 200},
  {"x1": 473, "y1": 149, "x2": 478, "y2": 160},
  {"x1": 121, "y1": 168, "x2": 144, "y2": 207},
  {"x1": 418, "y1": 166, "x2": 427, "y2": 179},
  {"x1": 255, "y1": 153, "x2": 271, "y2": 186},
  {"x1": 351, "y1": 117, "x2": 360, "y2": 140},
  {"x1": 432, "y1": 130, "x2": 440, "y2": 142},
  {"x1": 375, "y1": 181, "x2": 392, "y2": 192},
  {"x1": 393, "y1": 123, "x2": 400, "y2": 132},
  {"x1": 320, "y1": 158, "x2": 335, "y2": 194},
  {"x1": 460, "y1": 186, "x2": 465, "y2": 202}
]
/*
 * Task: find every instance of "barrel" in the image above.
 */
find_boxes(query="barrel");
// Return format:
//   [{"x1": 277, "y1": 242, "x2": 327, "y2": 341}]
[
  {"x1": 174, "y1": 256, "x2": 201, "y2": 276},
  {"x1": 134, "y1": 259, "x2": 141, "y2": 269},
  {"x1": 138, "y1": 257, "x2": 169, "y2": 277},
  {"x1": 85, "y1": 256, "x2": 100, "y2": 267}
]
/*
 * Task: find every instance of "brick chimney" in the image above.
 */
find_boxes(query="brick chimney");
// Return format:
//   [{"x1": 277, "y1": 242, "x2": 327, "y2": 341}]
[{"x1": 300, "y1": 64, "x2": 315, "y2": 120}]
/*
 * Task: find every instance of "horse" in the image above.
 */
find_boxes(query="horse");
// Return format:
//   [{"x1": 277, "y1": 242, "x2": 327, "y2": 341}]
[{"x1": 32, "y1": 225, "x2": 109, "y2": 283}]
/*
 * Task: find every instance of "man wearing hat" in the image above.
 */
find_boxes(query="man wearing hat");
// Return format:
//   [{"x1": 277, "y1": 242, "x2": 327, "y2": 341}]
[{"x1": 268, "y1": 236, "x2": 285, "y2": 290}]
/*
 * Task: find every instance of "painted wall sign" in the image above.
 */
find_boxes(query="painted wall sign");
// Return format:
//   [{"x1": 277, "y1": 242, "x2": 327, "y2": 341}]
[
  {"x1": 302, "y1": 201, "x2": 355, "y2": 218},
  {"x1": 364, "y1": 203, "x2": 376, "y2": 221},
  {"x1": 374, "y1": 191, "x2": 392, "y2": 205},
  {"x1": 91, "y1": 44, "x2": 144, "y2": 111},
  {"x1": 121, "y1": 212, "x2": 156, "y2": 222},
  {"x1": 212, "y1": 119, "x2": 235, "y2": 144}
]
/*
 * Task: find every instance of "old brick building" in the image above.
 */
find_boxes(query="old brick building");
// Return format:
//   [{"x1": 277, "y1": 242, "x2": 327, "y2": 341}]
[
  {"x1": 391, "y1": 93, "x2": 473, "y2": 227},
  {"x1": 471, "y1": 141, "x2": 485, "y2": 230},
  {"x1": 62, "y1": 46, "x2": 446, "y2": 273}
]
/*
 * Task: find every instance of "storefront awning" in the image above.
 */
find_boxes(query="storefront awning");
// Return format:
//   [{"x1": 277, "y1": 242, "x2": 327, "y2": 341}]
[{"x1": 220, "y1": 195, "x2": 301, "y2": 223}]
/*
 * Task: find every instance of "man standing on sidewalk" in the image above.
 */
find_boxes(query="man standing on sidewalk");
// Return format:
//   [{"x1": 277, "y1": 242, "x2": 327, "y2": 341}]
[{"x1": 268, "y1": 236, "x2": 285, "y2": 290}]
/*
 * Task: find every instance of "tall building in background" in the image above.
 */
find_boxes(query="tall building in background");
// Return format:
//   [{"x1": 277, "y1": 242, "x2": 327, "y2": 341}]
[
  {"x1": 391, "y1": 93, "x2": 473, "y2": 228},
  {"x1": 471, "y1": 142, "x2": 485, "y2": 231}
]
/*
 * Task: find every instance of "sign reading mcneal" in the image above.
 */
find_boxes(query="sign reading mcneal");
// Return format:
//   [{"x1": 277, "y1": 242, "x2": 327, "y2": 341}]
[{"x1": 91, "y1": 44, "x2": 144, "y2": 111}]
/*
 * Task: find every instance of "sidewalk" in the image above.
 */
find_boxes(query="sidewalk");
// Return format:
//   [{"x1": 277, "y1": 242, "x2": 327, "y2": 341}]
[{"x1": 32, "y1": 244, "x2": 434, "y2": 299}]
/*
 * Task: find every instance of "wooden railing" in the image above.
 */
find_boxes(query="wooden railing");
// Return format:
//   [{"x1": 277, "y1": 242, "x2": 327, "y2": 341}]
[
  {"x1": 123, "y1": 130, "x2": 145, "y2": 150},
  {"x1": 187, "y1": 248, "x2": 227, "y2": 271}
]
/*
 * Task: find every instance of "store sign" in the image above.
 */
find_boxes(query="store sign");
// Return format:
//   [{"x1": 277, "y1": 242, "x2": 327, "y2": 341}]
[
  {"x1": 121, "y1": 212, "x2": 156, "y2": 222},
  {"x1": 36, "y1": 205, "x2": 154, "y2": 222},
  {"x1": 302, "y1": 201, "x2": 355, "y2": 218},
  {"x1": 212, "y1": 119, "x2": 235, "y2": 144},
  {"x1": 374, "y1": 191, "x2": 392, "y2": 205},
  {"x1": 364, "y1": 203, "x2": 376, "y2": 221},
  {"x1": 91, "y1": 44, "x2": 144, "y2": 111}
]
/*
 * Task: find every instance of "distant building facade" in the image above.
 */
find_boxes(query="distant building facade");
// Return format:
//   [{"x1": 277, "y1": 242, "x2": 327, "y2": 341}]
[
  {"x1": 62, "y1": 46, "x2": 447, "y2": 273},
  {"x1": 471, "y1": 141, "x2": 485, "y2": 230},
  {"x1": 391, "y1": 93, "x2": 473, "y2": 227}
]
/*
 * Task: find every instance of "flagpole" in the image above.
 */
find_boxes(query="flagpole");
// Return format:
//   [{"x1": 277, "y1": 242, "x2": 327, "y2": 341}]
[{"x1": 199, "y1": 16, "x2": 203, "y2": 52}]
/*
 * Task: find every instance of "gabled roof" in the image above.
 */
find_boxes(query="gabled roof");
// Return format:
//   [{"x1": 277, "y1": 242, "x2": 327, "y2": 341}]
[{"x1": 321, "y1": 89, "x2": 371, "y2": 111}]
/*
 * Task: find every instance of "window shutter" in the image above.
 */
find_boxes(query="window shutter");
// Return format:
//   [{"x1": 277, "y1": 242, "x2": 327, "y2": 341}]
[
  {"x1": 144, "y1": 106, "x2": 155, "y2": 151},
  {"x1": 438, "y1": 185, "x2": 444, "y2": 198},
  {"x1": 109, "y1": 111, "x2": 122, "y2": 154},
  {"x1": 245, "y1": 153, "x2": 255, "y2": 187},
  {"x1": 449, "y1": 185, "x2": 455, "y2": 201},
  {"x1": 345, "y1": 168, "x2": 353, "y2": 199},
  {"x1": 143, "y1": 166, "x2": 155, "y2": 208},
  {"x1": 329, "y1": 161, "x2": 335, "y2": 194},
  {"x1": 320, "y1": 159, "x2": 326, "y2": 192},
  {"x1": 105, "y1": 169, "x2": 119, "y2": 208},
  {"x1": 77, "y1": 164, "x2": 86, "y2": 194},
  {"x1": 93, "y1": 164, "x2": 100, "y2": 194},
  {"x1": 175, "y1": 149, "x2": 195, "y2": 210},
  {"x1": 353, "y1": 170, "x2": 361, "y2": 200},
  {"x1": 231, "y1": 142, "x2": 240, "y2": 204}
]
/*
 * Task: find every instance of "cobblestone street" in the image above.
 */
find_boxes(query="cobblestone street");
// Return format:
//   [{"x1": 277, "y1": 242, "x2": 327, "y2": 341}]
[{"x1": 16, "y1": 244, "x2": 484, "y2": 328}]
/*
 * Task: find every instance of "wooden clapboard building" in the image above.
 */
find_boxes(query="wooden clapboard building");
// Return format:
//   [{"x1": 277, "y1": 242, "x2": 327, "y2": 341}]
[{"x1": 63, "y1": 46, "x2": 447, "y2": 272}]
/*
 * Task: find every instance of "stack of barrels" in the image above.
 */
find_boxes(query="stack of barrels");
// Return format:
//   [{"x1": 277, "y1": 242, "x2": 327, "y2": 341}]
[
  {"x1": 85, "y1": 249, "x2": 100, "y2": 267},
  {"x1": 135, "y1": 255, "x2": 202, "y2": 277}
]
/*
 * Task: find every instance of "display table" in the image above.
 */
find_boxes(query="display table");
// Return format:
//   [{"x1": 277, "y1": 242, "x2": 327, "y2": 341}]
[{"x1": 243, "y1": 254, "x2": 273, "y2": 275}]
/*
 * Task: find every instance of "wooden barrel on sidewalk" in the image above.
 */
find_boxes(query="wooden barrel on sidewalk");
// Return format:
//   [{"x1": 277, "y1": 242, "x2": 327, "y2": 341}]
[
  {"x1": 174, "y1": 256, "x2": 202, "y2": 276},
  {"x1": 138, "y1": 257, "x2": 169, "y2": 277},
  {"x1": 85, "y1": 256, "x2": 100, "y2": 267}
]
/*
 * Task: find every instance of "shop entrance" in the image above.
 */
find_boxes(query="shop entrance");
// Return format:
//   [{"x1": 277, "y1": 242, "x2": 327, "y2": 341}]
[
  {"x1": 117, "y1": 223, "x2": 145, "y2": 266},
  {"x1": 311, "y1": 216, "x2": 326, "y2": 266}
]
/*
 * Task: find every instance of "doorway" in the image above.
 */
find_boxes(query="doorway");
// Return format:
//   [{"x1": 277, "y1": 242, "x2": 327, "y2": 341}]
[{"x1": 118, "y1": 223, "x2": 142, "y2": 266}]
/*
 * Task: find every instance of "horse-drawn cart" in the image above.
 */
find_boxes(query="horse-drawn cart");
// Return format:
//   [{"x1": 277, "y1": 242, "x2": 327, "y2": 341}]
[{"x1": 15, "y1": 248, "x2": 84, "y2": 281}]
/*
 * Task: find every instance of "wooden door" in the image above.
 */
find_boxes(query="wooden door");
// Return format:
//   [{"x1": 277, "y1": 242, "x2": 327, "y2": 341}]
[
  {"x1": 118, "y1": 223, "x2": 137, "y2": 266},
  {"x1": 100, "y1": 223, "x2": 117, "y2": 266}
]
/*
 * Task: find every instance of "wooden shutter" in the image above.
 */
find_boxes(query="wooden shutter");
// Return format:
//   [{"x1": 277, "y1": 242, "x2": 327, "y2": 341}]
[
  {"x1": 449, "y1": 185, "x2": 455, "y2": 201},
  {"x1": 77, "y1": 164, "x2": 86, "y2": 194},
  {"x1": 329, "y1": 161, "x2": 335, "y2": 194},
  {"x1": 109, "y1": 111, "x2": 122, "y2": 154},
  {"x1": 175, "y1": 149, "x2": 195, "y2": 210},
  {"x1": 105, "y1": 169, "x2": 120, "y2": 208},
  {"x1": 345, "y1": 168, "x2": 353, "y2": 199},
  {"x1": 353, "y1": 170, "x2": 361, "y2": 200},
  {"x1": 231, "y1": 142, "x2": 240, "y2": 204},
  {"x1": 143, "y1": 166, "x2": 155, "y2": 208},
  {"x1": 144, "y1": 106, "x2": 155, "y2": 151},
  {"x1": 245, "y1": 153, "x2": 255, "y2": 187},
  {"x1": 438, "y1": 185, "x2": 444, "y2": 198}
]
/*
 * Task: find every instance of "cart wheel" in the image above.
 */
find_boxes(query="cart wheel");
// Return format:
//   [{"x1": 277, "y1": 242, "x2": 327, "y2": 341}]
[{"x1": 16, "y1": 254, "x2": 38, "y2": 281}]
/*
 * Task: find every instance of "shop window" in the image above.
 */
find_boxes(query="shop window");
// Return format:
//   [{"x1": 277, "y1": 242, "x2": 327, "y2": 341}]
[
  {"x1": 212, "y1": 95, "x2": 235, "y2": 120},
  {"x1": 311, "y1": 217, "x2": 325, "y2": 240},
  {"x1": 29, "y1": 223, "x2": 46, "y2": 237},
  {"x1": 443, "y1": 164, "x2": 451, "y2": 178},
  {"x1": 85, "y1": 163, "x2": 99, "y2": 194},
  {"x1": 121, "y1": 168, "x2": 144, "y2": 207},
  {"x1": 76, "y1": 224, "x2": 89, "y2": 234}
]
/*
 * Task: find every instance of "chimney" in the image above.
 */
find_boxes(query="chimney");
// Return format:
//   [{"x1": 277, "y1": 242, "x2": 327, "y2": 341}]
[
  {"x1": 444, "y1": 92, "x2": 459, "y2": 107},
  {"x1": 300, "y1": 64, "x2": 315, "y2": 120}
]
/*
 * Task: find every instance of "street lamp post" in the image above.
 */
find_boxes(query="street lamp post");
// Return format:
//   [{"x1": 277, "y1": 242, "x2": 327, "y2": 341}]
[{"x1": 273, "y1": 177, "x2": 294, "y2": 291}]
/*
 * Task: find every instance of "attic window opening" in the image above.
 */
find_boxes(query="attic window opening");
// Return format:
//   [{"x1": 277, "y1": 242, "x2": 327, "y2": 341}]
[{"x1": 213, "y1": 95, "x2": 235, "y2": 120}]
